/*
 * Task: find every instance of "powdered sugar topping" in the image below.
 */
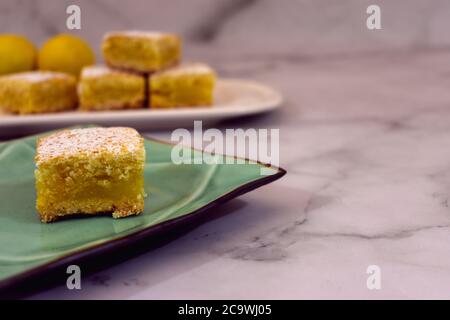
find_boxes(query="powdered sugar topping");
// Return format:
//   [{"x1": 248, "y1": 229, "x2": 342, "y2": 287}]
[
  {"x1": 81, "y1": 65, "x2": 140, "y2": 78},
  {"x1": 81, "y1": 65, "x2": 112, "y2": 78},
  {"x1": 157, "y1": 63, "x2": 214, "y2": 76},
  {"x1": 105, "y1": 30, "x2": 167, "y2": 40},
  {"x1": 36, "y1": 127, "x2": 143, "y2": 163},
  {"x1": 2, "y1": 71, "x2": 73, "y2": 83}
]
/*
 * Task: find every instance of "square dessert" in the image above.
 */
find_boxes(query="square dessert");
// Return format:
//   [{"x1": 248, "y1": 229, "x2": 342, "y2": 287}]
[
  {"x1": 78, "y1": 66, "x2": 145, "y2": 110},
  {"x1": 102, "y1": 31, "x2": 181, "y2": 73},
  {"x1": 35, "y1": 127, "x2": 146, "y2": 223},
  {"x1": 0, "y1": 71, "x2": 77, "y2": 114},
  {"x1": 149, "y1": 63, "x2": 216, "y2": 108}
]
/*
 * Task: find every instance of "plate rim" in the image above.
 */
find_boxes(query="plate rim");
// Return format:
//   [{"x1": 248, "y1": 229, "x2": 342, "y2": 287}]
[{"x1": 0, "y1": 134, "x2": 286, "y2": 296}]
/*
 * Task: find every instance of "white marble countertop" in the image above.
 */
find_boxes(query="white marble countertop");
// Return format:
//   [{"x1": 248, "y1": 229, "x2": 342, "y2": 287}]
[
  {"x1": 30, "y1": 48, "x2": 450, "y2": 299},
  {"x1": 2, "y1": 0, "x2": 449, "y2": 299}
]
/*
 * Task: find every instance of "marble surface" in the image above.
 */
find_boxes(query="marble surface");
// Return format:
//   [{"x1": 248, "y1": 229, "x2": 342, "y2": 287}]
[
  {"x1": 29, "y1": 48, "x2": 450, "y2": 299},
  {"x1": 2, "y1": 0, "x2": 450, "y2": 58},
  {"x1": 1, "y1": 0, "x2": 450, "y2": 299}
]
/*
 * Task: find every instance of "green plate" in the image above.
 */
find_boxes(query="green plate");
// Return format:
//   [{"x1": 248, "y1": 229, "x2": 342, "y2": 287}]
[{"x1": 0, "y1": 129, "x2": 285, "y2": 294}]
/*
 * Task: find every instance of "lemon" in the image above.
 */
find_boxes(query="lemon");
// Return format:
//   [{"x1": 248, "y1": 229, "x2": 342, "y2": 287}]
[
  {"x1": 0, "y1": 34, "x2": 37, "y2": 75},
  {"x1": 38, "y1": 34, "x2": 95, "y2": 77}
]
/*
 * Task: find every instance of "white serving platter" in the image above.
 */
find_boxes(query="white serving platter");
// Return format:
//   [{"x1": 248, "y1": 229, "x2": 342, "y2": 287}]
[{"x1": 0, "y1": 79, "x2": 282, "y2": 137}]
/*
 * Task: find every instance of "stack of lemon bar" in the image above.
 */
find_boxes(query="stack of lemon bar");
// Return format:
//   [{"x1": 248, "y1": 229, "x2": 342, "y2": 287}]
[
  {"x1": 0, "y1": 31, "x2": 216, "y2": 114},
  {"x1": 81, "y1": 31, "x2": 216, "y2": 110}
]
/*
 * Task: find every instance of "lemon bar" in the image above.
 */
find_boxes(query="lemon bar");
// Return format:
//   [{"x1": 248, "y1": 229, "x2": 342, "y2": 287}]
[
  {"x1": 149, "y1": 63, "x2": 216, "y2": 108},
  {"x1": 102, "y1": 31, "x2": 181, "y2": 73},
  {"x1": 0, "y1": 71, "x2": 77, "y2": 114},
  {"x1": 78, "y1": 66, "x2": 145, "y2": 110},
  {"x1": 35, "y1": 127, "x2": 146, "y2": 223}
]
